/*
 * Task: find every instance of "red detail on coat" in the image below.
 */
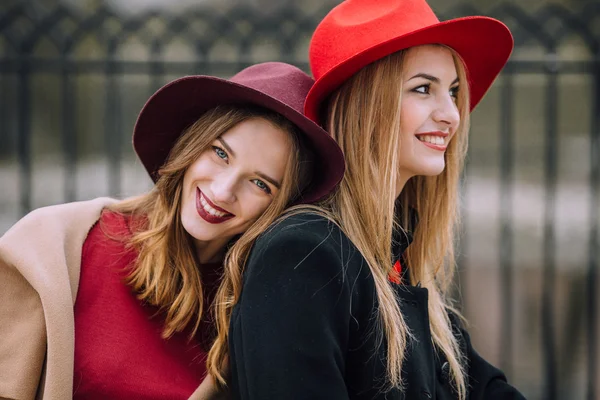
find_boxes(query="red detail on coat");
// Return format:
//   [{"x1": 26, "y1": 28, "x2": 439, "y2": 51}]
[
  {"x1": 388, "y1": 260, "x2": 402, "y2": 284},
  {"x1": 73, "y1": 210, "x2": 220, "y2": 399}
]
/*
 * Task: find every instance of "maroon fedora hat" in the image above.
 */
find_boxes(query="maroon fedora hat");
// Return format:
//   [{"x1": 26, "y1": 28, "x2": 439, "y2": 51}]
[{"x1": 133, "y1": 62, "x2": 345, "y2": 203}]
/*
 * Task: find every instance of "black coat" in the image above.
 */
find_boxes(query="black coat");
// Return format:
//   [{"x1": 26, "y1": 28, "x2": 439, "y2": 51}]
[{"x1": 229, "y1": 213, "x2": 526, "y2": 400}]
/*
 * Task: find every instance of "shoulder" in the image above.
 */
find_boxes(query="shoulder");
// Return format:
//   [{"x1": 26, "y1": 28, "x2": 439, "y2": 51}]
[
  {"x1": 2, "y1": 197, "x2": 117, "y2": 240},
  {"x1": 255, "y1": 212, "x2": 352, "y2": 254},
  {"x1": 0, "y1": 198, "x2": 119, "y2": 275},
  {"x1": 96, "y1": 208, "x2": 138, "y2": 237},
  {"x1": 244, "y1": 211, "x2": 368, "y2": 289},
  {"x1": 251, "y1": 211, "x2": 357, "y2": 267},
  {"x1": 83, "y1": 209, "x2": 132, "y2": 253}
]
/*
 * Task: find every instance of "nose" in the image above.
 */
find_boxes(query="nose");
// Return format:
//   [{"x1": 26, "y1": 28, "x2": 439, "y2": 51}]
[
  {"x1": 210, "y1": 173, "x2": 238, "y2": 205},
  {"x1": 432, "y1": 93, "x2": 460, "y2": 132}
]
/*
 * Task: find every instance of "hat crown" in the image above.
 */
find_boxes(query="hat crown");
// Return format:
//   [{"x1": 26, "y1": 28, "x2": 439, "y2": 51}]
[
  {"x1": 230, "y1": 62, "x2": 312, "y2": 114},
  {"x1": 310, "y1": 0, "x2": 439, "y2": 81},
  {"x1": 304, "y1": 0, "x2": 513, "y2": 123}
]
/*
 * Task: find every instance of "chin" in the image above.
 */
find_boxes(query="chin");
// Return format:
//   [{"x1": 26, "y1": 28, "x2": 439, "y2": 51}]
[
  {"x1": 181, "y1": 211, "x2": 212, "y2": 240},
  {"x1": 417, "y1": 162, "x2": 447, "y2": 177},
  {"x1": 181, "y1": 220, "x2": 206, "y2": 241}
]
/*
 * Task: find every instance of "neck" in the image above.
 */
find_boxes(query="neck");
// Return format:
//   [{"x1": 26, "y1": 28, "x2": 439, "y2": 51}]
[
  {"x1": 395, "y1": 171, "x2": 413, "y2": 198},
  {"x1": 193, "y1": 237, "x2": 230, "y2": 264}
]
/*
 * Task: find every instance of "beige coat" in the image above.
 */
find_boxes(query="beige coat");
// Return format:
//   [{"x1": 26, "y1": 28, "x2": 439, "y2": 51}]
[{"x1": 0, "y1": 198, "x2": 223, "y2": 400}]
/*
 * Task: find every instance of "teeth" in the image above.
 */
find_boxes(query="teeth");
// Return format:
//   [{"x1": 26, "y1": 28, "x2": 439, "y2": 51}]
[
  {"x1": 200, "y1": 194, "x2": 228, "y2": 218},
  {"x1": 418, "y1": 135, "x2": 445, "y2": 145}
]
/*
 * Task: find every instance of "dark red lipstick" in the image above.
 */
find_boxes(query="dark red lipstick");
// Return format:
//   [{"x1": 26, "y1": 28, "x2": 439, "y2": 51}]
[{"x1": 196, "y1": 188, "x2": 234, "y2": 224}]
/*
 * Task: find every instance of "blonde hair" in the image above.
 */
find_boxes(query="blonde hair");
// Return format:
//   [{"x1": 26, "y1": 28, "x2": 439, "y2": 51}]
[
  {"x1": 321, "y1": 45, "x2": 471, "y2": 397},
  {"x1": 107, "y1": 105, "x2": 311, "y2": 341}
]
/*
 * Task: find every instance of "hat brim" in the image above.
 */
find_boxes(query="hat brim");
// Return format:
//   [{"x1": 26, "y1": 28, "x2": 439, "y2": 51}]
[
  {"x1": 305, "y1": 16, "x2": 513, "y2": 123},
  {"x1": 133, "y1": 75, "x2": 345, "y2": 203}
]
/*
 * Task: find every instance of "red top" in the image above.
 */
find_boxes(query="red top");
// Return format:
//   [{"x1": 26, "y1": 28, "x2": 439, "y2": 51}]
[{"x1": 73, "y1": 211, "x2": 221, "y2": 399}]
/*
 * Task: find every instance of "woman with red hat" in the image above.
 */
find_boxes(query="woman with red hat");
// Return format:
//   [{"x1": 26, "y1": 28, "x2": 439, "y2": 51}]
[
  {"x1": 225, "y1": 1, "x2": 526, "y2": 399},
  {"x1": 0, "y1": 62, "x2": 344, "y2": 400}
]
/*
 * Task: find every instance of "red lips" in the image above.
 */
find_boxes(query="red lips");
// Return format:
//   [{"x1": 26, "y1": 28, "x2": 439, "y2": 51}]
[{"x1": 195, "y1": 188, "x2": 234, "y2": 224}]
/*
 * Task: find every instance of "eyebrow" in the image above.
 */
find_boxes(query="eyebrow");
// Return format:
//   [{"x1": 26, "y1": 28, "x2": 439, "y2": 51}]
[
  {"x1": 408, "y1": 73, "x2": 459, "y2": 85},
  {"x1": 218, "y1": 138, "x2": 236, "y2": 157},
  {"x1": 255, "y1": 172, "x2": 281, "y2": 190}
]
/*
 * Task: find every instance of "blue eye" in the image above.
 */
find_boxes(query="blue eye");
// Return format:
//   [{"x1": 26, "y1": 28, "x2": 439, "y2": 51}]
[
  {"x1": 252, "y1": 179, "x2": 271, "y2": 194},
  {"x1": 212, "y1": 146, "x2": 228, "y2": 161}
]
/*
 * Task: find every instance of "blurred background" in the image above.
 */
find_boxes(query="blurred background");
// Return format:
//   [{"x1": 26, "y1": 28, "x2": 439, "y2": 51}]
[{"x1": 0, "y1": 0, "x2": 598, "y2": 398}]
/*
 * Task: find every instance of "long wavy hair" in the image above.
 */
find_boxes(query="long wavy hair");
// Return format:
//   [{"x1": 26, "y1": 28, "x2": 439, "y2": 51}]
[
  {"x1": 107, "y1": 105, "x2": 312, "y2": 340},
  {"x1": 319, "y1": 46, "x2": 471, "y2": 397}
]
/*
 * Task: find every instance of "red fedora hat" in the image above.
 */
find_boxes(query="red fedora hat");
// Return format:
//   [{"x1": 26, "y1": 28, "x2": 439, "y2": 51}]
[
  {"x1": 133, "y1": 62, "x2": 345, "y2": 203},
  {"x1": 305, "y1": 0, "x2": 514, "y2": 123}
]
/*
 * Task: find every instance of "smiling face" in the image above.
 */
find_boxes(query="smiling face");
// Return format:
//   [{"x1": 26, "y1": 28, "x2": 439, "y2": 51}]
[
  {"x1": 396, "y1": 45, "x2": 461, "y2": 194},
  {"x1": 180, "y1": 117, "x2": 292, "y2": 257}
]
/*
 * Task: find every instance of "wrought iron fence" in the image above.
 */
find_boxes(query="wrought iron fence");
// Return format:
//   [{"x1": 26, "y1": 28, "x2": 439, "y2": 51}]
[{"x1": 0, "y1": 1, "x2": 599, "y2": 399}]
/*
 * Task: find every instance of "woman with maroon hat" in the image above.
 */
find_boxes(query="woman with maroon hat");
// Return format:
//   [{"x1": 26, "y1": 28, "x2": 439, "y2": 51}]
[
  {"x1": 0, "y1": 62, "x2": 344, "y2": 400},
  {"x1": 226, "y1": 1, "x2": 526, "y2": 399}
]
